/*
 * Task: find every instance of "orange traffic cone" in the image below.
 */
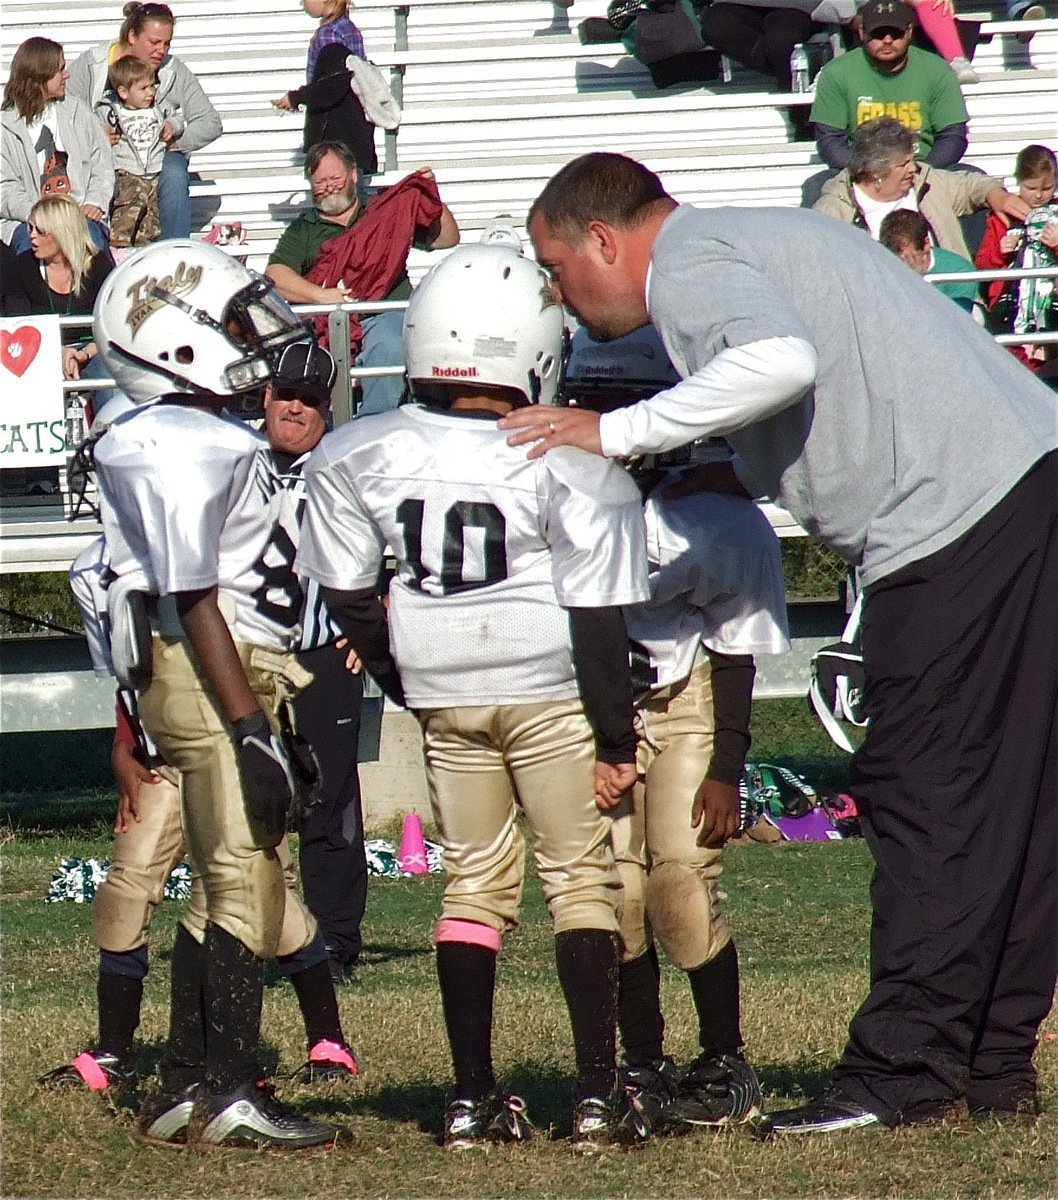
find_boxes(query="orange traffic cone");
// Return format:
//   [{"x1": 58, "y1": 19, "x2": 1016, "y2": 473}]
[{"x1": 397, "y1": 812, "x2": 428, "y2": 875}]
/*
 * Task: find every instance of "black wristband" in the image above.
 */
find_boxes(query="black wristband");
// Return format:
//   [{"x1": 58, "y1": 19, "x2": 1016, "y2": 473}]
[{"x1": 230, "y1": 710, "x2": 270, "y2": 743}]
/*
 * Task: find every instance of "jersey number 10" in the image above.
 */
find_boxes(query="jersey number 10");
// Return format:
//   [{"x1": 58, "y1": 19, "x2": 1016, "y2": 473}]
[{"x1": 396, "y1": 498, "x2": 509, "y2": 595}]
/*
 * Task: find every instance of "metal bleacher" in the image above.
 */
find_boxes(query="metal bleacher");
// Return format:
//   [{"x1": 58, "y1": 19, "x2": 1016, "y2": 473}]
[
  {"x1": 1, "y1": 1, "x2": 1056, "y2": 737},
  {"x1": 3, "y1": 0, "x2": 1055, "y2": 272}
]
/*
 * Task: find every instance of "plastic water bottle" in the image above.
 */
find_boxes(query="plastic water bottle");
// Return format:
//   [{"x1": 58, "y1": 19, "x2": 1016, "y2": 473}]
[
  {"x1": 790, "y1": 43, "x2": 810, "y2": 92},
  {"x1": 65, "y1": 394, "x2": 86, "y2": 452}
]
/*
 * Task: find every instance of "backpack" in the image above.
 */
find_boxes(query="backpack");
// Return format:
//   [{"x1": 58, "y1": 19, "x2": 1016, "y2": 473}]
[{"x1": 808, "y1": 588, "x2": 868, "y2": 753}]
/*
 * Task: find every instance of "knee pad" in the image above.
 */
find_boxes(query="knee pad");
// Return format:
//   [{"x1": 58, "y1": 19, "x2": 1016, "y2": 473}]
[
  {"x1": 93, "y1": 870, "x2": 161, "y2": 953},
  {"x1": 275, "y1": 886, "x2": 318, "y2": 959},
  {"x1": 646, "y1": 861, "x2": 728, "y2": 971}
]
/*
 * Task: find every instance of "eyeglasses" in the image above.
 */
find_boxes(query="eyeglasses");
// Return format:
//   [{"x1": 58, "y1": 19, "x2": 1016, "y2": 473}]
[
  {"x1": 867, "y1": 26, "x2": 908, "y2": 39},
  {"x1": 273, "y1": 387, "x2": 327, "y2": 407},
  {"x1": 27, "y1": 222, "x2": 52, "y2": 237}
]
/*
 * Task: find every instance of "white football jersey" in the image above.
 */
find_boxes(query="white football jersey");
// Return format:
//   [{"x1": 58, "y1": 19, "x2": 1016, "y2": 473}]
[
  {"x1": 297, "y1": 405, "x2": 650, "y2": 708},
  {"x1": 625, "y1": 481, "x2": 790, "y2": 696},
  {"x1": 94, "y1": 402, "x2": 302, "y2": 651}
]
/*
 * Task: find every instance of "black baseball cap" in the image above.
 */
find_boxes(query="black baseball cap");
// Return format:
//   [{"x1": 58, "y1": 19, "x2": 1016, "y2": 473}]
[
  {"x1": 861, "y1": 0, "x2": 914, "y2": 34},
  {"x1": 273, "y1": 340, "x2": 337, "y2": 406}
]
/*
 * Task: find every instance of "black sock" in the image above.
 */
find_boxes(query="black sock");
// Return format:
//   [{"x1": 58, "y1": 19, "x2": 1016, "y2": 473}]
[
  {"x1": 617, "y1": 945, "x2": 664, "y2": 1065},
  {"x1": 161, "y1": 924, "x2": 206, "y2": 1092},
  {"x1": 96, "y1": 970, "x2": 144, "y2": 1061},
  {"x1": 436, "y1": 941, "x2": 497, "y2": 1102},
  {"x1": 555, "y1": 928, "x2": 618, "y2": 1101},
  {"x1": 289, "y1": 958, "x2": 344, "y2": 1048},
  {"x1": 686, "y1": 939, "x2": 743, "y2": 1055},
  {"x1": 202, "y1": 924, "x2": 265, "y2": 1094}
]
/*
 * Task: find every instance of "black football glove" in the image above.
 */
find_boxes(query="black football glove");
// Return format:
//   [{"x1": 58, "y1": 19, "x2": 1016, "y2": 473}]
[
  {"x1": 231, "y1": 710, "x2": 294, "y2": 849},
  {"x1": 277, "y1": 704, "x2": 323, "y2": 826}
]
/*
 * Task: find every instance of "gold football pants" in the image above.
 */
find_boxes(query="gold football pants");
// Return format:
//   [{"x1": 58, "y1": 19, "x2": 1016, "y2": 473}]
[
  {"x1": 416, "y1": 698, "x2": 622, "y2": 936},
  {"x1": 136, "y1": 636, "x2": 316, "y2": 960},
  {"x1": 610, "y1": 659, "x2": 731, "y2": 970}
]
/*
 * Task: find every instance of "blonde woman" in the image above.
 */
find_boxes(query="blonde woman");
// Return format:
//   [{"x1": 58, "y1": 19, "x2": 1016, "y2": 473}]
[
  {"x1": 274, "y1": 0, "x2": 378, "y2": 176},
  {"x1": 7, "y1": 195, "x2": 114, "y2": 379},
  {"x1": 1, "y1": 37, "x2": 114, "y2": 251}
]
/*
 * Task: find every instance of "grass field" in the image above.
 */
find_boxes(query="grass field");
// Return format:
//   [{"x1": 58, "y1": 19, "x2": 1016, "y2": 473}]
[{"x1": 1, "y1": 702, "x2": 1055, "y2": 1199}]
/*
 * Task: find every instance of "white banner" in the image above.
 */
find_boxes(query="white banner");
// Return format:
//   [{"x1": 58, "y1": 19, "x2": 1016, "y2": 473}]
[{"x1": 0, "y1": 315, "x2": 67, "y2": 468}]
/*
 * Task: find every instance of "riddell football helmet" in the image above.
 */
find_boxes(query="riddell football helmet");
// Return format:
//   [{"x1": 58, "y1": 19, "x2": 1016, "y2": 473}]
[
  {"x1": 404, "y1": 244, "x2": 565, "y2": 407},
  {"x1": 93, "y1": 240, "x2": 310, "y2": 404},
  {"x1": 565, "y1": 323, "x2": 731, "y2": 471},
  {"x1": 563, "y1": 323, "x2": 678, "y2": 412}
]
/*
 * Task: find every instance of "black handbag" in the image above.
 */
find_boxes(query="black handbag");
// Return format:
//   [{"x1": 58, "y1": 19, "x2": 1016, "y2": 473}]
[{"x1": 633, "y1": 0, "x2": 720, "y2": 86}]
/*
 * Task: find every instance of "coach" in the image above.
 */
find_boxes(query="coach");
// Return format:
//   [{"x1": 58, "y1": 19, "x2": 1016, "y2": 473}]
[{"x1": 502, "y1": 152, "x2": 1058, "y2": 1134}]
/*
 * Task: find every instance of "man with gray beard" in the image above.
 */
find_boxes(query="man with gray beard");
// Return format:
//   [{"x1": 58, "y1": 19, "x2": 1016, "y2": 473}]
[{"x1": 266, "y1": 141, "x2": 459, "y2": 415}]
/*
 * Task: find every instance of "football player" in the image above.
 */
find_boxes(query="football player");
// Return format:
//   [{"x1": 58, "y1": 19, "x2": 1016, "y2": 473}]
[
  {"x1": 88, "y1": 240, "x2": 346, "y2": 1150},
  {"x1": 39, "y1": 343, "x2": 360, "y2": 1100},
  {"x1": 565, "y1": 324, "x2": 790, "y2": 1134},
  {"x1": 295, "y1": 244, "x2": 653, "y2": 1151}
]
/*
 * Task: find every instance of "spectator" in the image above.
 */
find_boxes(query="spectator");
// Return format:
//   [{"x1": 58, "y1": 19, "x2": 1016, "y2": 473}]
[
  {"x1": 1, "y1": 38, "x2": 114, "y2": 251},
  {"x1": 975, "y1": 143, "x2": 1058, "y2": 372},
  {"x1": 68, "y1": 2, "x2": 222, "y2": 240},
  {"x1": 4, "y1": 196, "x2": 113, "y2": 377},
  {"x1": 97, "y1": 55, "x2": 184, "y2": 247},
  {"x1": 813, "y1": 116, "x2": 1026, "y2": 257},
  {"x1": 810, "y1": 0, "x2": 970, "y2": 170},
  {"x1": 905, "y1": 0, "x2": 979, "y2": 85},
  {"x1": 265, "y1": 141, "x2": 459, "y2": 415},
  {"x1": 878, "y1": 207, "x2": 983, "y2": 318},
  {"x1": 698, "y1": 0, "x2": 829, "y2": 93},
  {"x1": 2, "y1": 195, "x2": 114, "y2": 497},
  {"x1": 274, "y1": 0, "x2": 378, "y2": 177}
]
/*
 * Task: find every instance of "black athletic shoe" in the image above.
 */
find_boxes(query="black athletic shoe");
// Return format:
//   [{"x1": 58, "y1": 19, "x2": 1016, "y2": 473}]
[
  {"x1": 667, "y1": 1050, "x2": 763, "y2": 1129},
  {"x1": 187, "y1": 1080, "x2": 346, "y2": 1150},
  {"x1": 38, "y1": 1049, "x2": 133, "y2": 1092},
  {"x1": 138, "y1": 1083, "x2": 200, "y2": 1144},
  {"x1": 756, "y1": 1089, "x2": 881, "y2": 1138},
  {"x1": 571, "y1": 1089, "x2": 651, "y2": 1152},
  {"x1": 443, "y1": 1091, "x2": 533, "y2": 1150},
  {"x1": 619, "y1": 1056, "x2": 681, "y2": 1133}
]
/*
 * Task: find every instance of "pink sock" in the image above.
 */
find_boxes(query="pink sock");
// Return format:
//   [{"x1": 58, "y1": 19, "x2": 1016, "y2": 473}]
[{"x1": 914, "y1": 2, "x2": 965, "y2": 62}]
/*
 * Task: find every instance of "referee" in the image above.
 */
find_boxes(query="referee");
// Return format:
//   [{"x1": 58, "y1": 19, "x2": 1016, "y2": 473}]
[{"x1": 264, "y1": 342, "x2": 370, "y2": 986}]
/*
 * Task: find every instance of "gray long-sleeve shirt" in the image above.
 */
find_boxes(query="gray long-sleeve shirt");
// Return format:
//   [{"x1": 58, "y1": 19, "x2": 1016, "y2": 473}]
[{"x1": 599, "y1": 203, "x2": 1058, "y2": 586}]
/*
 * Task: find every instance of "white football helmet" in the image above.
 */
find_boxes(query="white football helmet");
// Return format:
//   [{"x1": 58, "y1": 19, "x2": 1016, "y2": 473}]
[
  {"x1": 93, "y1": 240, "x2": 310, "y2": 404},
  {"x1": 404, "y1": 244, "x2": 565, "y2": 406},
  {"x1": 564, "y1": 323, "x2": 679, "y2": 410},
  {"x1": 565, "y1": 324, "x2": 730, "y2": 470}
]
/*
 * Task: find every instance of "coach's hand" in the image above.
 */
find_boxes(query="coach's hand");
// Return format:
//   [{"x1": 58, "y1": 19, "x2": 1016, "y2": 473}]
[
  {"x1": 232, "y1": 709, "x2": 295, "y2": 849},
  {"x1": 500, "y1": 406, "x2": 603, "y2": 460},
  {"x1": 692, "y1": 778, "x2": 740, "y2": 848},
  {"x1": 594, "y1": 760, "x2": 637, "y2": 811}
]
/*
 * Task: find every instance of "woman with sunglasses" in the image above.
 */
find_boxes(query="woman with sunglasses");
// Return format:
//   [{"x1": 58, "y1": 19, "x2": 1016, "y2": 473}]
[
  {"x1": 68, "y1": 2, "x2": 222, "y2": 240},
  {"x1": 1, "y1": 37, "x2": 114, "y2": 252}
]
